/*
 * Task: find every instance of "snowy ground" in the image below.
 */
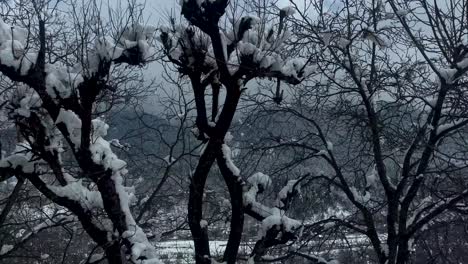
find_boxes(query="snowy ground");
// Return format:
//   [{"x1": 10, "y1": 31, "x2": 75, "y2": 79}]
[
  {"x1": 156, "y1": 240, "x2": 253, "y2": 263},
  {"x1": 155, "y1": 234, "x2": 372, "y2": 263}
]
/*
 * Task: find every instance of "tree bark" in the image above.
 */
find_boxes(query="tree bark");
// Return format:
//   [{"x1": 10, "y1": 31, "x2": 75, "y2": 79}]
[
  {"x1": 104, "y1": 241, "x2": 126, "y2": 264},
  {"x1": 188, "y1": 141, "x2": 218, "y2": 264},
  {"x1": 216, "y1": 150, "x2": 244, "y2": 264}
]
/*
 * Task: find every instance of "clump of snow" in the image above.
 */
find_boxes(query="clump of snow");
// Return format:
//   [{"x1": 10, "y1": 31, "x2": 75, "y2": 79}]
[
  {"x1": 238, "y1": 41, "x2": 257, "y2": 56},
  {"x1": 280, "y1": 6, "x2": 296, "y2": 17},
  {"x1": 84, "y1": 119, "x2": 161, "y2": 263},
  {"x1": 362, "y1": 30, "x2": 390, "y2": 48},
  {"x1": 243, "y1": 171, "x2": 302, "y2": 232},
  {"x1": 91, "y1": 118, "x2": 109, "y2": 139},
  {"x1": 258, "y1": 208, "x2": 301, "y2": 238},
  {"x1": 0, "y1": 142, "x2": 36, "y2": 173},
  {"x1": 88, "y1": 119, "x2": 128, "y2": 171},
  {"x1": 199, "y1": 142, "x2": 209, "y2": 156},
  {"x1": 231, "y1": 145, "x2": 241, "y2": 158},
  {"x1": 257, "y1": 52, "x2": 277, "y2": 69},
  {"x1": 163, "y1": 155, "x2": 176, "y2": 165},
  {"x1": 45, "y1": 72, "x2": 68, "y2": 98},
  {"x1": 116, "y1": 171, "x2": 160, "y2": 262},
  {"x1": 243, "y1": 174, "x2": 277, "y2": 219},
  {"x1": 109, "y1": 139, "x2": 130, "y2": 151},
  {"x1": 55, "y1": 108, "x2": 82, "y2": 148},
  {"x1": 326, "y1": 140, "x2": 333, "y2": 151},
  {"x1": 15, "y1": 229, "x2": 25, "y2": 238},
  {"x1": 247, "y1": 172, "x2": 272, "y2": 190},
  {"x1": 158, "y1": 24, "x2": 214, "y2": 71},
  {"x1": 366, "y1": 166, "x2": 378, "y2": 188},
  {"x1": 191, "y1": 127, "x2": 200, "y2": 137},
  {"x1": 200, "y1": 219, "x2": 208, "y2": 228},
  {"x1": 44, "y1": 64, "x2": 84, "y2": 99},
  {"x1": 87, "y1": 24, "x2": 156, "y2": 72},
  {"x1": 350, "y1": 187, "x2": 371, "y2": 204},
  {"x1": 119, "y1": 24, "x2": 156, "y2": 59},
  {"x1": 276, "y1": 180, "x2": 300, "y2": 208},
  {"x1": 439, "y1": 67, "x2": 457, "y2": 84},
  {"x1": 281, "y1": 58, "x2": 313, "y2": 79},
  {"x1": 0, "y1": 19, "x2": 38, "y2": 75},
  {"x1": 222, "y1": 144, "x2": 240, "y2": 176},
  {"x1": 224, "y1": 132, "x2": 234, "y2": 143},
  {"x1": 90, "y1": 137, "x2": 127, "y2": 171},
  {"x1": 0, "y1": 41, "x2": 37, "y2": 75},
  {"x1": 88, "y1": 253, "x2": 104, "y2": 263},
  {"x1": 48, "y1": 179, "x2": 103, "y2": 209},
  {"x1": 9, "y1": 86, "x2": 42, "y2": 118},
  {"x1": 160, "y1": 15, "x2": 313, "y2": 85},
  {"x1": 0, "y1": 244, "x2": 13, "y2": 255},
  {"x1": 95, "y1": 36, "x2": 124, "y2": 61},
  {"x1": 119, "y1": 186, "x2": 155, "y2": 259}
]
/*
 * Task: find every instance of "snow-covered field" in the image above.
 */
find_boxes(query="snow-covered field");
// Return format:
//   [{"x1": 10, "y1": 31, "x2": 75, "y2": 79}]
[
  {"x1": 155, "y1": 234, "x2": 372, "y2": 263},
  {"x1": 156, "y1": 240, "x2": 253, "y2": 263}
]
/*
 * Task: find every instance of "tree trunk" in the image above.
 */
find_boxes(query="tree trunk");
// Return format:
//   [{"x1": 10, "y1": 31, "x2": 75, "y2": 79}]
[
  {"x1": 216, "y1": 150, "x2": 244, "y2": 264},
  {"x1": 396, "y1": 239, "x2": 411, "y2": 264},
  {"x1": 188, "y1": 141, "x2": 218, "y2": 264},
  {"x1": 384, "y1": 239, "x2": 411, "y2": 264},
  {"x1": 104, "y1": 241, "x2": 126, "y2": 264}
]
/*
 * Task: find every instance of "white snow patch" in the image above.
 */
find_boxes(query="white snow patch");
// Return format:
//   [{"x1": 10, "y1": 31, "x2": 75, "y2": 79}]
[
  {"x1": 247, "y1": 172, "x2": 272, "y2": 190},
  {"x1": 439, "y1": 67, "x2": 458, "y2": 84},
  {"x1": 48, "y1": 179, "x2": 103, "y2": 209},
  {"x1": 222, "y1": 144, "x2": 240, "y2": 176},
  {"x1": 0, "y1": 142, "x2": 36, "y2": 173},
  {"x1": 259, "y1": 208, "x2": 301, "y2": 238},
  {"x1": 55, "y1": 108, "x2": 82, "y2": 148},
  {"x1": 0, "y1": 244, "x2": 13, "y2": 255},
  {"x1": 326, "y1": 140, "x2": 333, "y2": 151},
  {"x1": 281, "y1": 6, "x2": 296, "y2": 17},
  {"x1": 276, "y1": 180, "x2": 300, "y2": 207},
  {"x1": 164, "y1": 155, "x2": 176, "y2": 165},
  {"x1": 200, "y1": 219, "x2": 208, "y2": 228}
]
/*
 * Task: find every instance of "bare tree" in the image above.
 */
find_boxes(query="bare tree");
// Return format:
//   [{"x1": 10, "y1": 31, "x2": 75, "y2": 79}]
[
  {"x1": 0, "y1": 1, "x2": 160, "y2": 263},
  {"x1": 236, "y1": 0, "x2": 468, "y2": 263},
  {"x1": 159, "y1": 0, "x2": 316, "y2": 263}
]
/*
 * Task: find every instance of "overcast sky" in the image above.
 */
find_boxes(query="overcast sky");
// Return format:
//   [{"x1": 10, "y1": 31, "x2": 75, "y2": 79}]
[{"x1": 145, "y1": 0, "x2": 296, "y2": 25}]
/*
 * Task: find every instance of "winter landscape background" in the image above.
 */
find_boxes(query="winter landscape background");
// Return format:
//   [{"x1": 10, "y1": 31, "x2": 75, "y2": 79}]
[{"x1": 1, "y1": 0, "x2": 468, "y2": 263}]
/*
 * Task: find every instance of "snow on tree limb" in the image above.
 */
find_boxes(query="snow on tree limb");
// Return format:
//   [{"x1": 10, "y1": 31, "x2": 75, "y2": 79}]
[
  {"x1": 159, "y1": 9, "x2": 315, "y2": 85},
  {"x1": 0, "y1": 8, "x2": 161, "y2": 263},
  {"x1": 244, "y1": 172, "x2": 303, "y2": 243}
]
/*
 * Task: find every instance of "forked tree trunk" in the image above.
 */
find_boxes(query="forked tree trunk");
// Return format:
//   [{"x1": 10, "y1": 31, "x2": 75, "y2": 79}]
[
  {"x1": 384, "y1": 239, "x2": 411, "y2": 264},
  {"x1": 188, "y1": 83, "x2": 242, "y2": 263},
  {"x1": 396, "y1": 239, "x2": 410, "y2": 264}
]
